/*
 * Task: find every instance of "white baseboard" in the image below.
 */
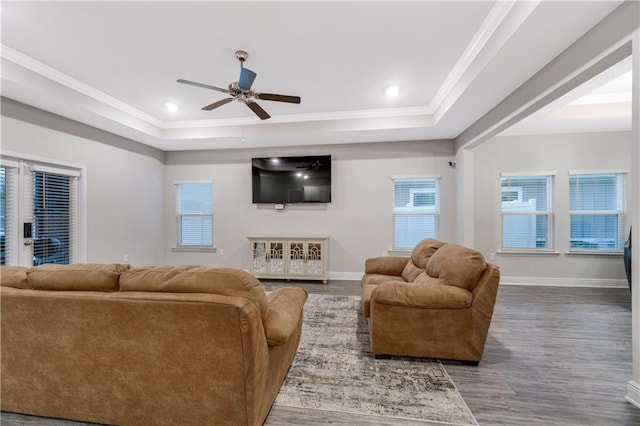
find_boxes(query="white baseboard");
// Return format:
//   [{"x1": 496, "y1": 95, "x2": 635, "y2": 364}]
[
  {"x1": 328, "y1": 271, "x2": 362, "y2": 281},
  {"x1": 501, "y1": 276, "x2": 629, "y2": 288},
  {"x1": 626, "y1": 380, "x2": 640, "y2": 409}
]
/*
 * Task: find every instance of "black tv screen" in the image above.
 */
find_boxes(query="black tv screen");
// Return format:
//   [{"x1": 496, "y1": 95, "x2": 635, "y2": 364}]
[{"x1": 252, "y1": 155, "x2": 331, "y2": 204}]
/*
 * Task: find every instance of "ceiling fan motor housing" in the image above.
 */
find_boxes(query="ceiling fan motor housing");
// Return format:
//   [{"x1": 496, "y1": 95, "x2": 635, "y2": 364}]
[{"x1": 239, "y1": 68, "x2": 257, "y2": 90}]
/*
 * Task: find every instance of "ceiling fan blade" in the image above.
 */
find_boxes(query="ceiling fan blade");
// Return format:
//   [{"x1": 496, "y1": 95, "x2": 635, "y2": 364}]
[
  {"x1": 255, "y1": 93, "x2": 301, "y2": 104},
  {"x1": 202, "y1": 98, "x2": 233, "y2": 111},
  {"x1": 246, "y1": 101, "x2": 270, "y2": 120},
  {"x1": 177, "y1": 79, "x2": 229, "y2": 93},
  {"x1": 238, "y1": 68, "x2": 257, "y2": 90}
]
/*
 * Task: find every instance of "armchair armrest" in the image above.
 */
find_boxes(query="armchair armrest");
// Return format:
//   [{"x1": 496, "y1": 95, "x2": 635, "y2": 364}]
[
  {"x1": 264, "y1": 287, "x2": 308, "y2": 346},
  {"x1": 372, "y1": 281, "x2": 472, "y2": 310},
  {"x1": 471, "y1": 263, "x2": 500, "y2": 318},
  {"x1": 364, "y1": 256, "x2": 410, "y2": 276}
]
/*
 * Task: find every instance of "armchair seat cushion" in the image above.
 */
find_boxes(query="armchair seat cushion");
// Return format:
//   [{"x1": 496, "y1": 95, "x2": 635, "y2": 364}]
[
  {"x1": 373, "y1": 281, "x2": 473, "y2": 310},
  {"x1": 361, "y1": 273, "x2": 401, "y2": 287}
]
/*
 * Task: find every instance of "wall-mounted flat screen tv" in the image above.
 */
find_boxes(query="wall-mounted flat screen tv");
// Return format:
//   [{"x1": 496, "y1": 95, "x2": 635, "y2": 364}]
[{"x1": 252, "y1": 155, "x2": 331, "y2": 204}]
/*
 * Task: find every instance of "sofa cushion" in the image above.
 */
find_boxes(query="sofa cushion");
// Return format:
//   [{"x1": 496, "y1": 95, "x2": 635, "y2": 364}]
[
  {"x1": 372, "y1": 281, "x2": 473, "y2": 309},
  {"x1": 361, "y1": 273, "x2": 401, "y2": 287},
  {"x1": 120, "y1": 266, "x2": 269, "y2": 320},
  {"x1": 0, "y1": 266, "x2": 30, "y2": 289},
  {"x1": 400, "y1": 262, "x2": 423, "y2": 282},
  {"x1": 425, "y1": 244, "x2": 486, "y2": 291},
  {"x1": 411, "y1": 239, "x2": 445, "y2": 269},
  {"x1": 27, "y1": 263, "x2": 130, "y2": 291}
]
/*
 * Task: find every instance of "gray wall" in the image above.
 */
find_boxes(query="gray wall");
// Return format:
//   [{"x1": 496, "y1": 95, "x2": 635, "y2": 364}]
[
  {"x1": 473, "y1": 131, "x2": 631, "y2": 286},
  {"x1": 164, "y1": 141, "x2": 457, "y2": 278},
  {"x1": 1, "y1": 100, "x2": 165, "y2": 265},
  {"x1": 2, "y1": 99, "x2": 631, "y2": 284}
]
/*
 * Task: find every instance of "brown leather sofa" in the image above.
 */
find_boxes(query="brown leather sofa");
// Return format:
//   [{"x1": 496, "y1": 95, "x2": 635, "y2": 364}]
[
  {"x1": 1, "y1": 263, "x2": 307, "y2": 425},
  {"x1": 361, "y1": 239, "x2": 500, "y2": 365}
]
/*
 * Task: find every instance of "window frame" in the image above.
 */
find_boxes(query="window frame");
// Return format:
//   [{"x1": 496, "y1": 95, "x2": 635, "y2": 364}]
[
  {"x1": 391, "y1": 175, "x2": 441, "y2": 250},
  {"x1": 568, "y1": 170, "x2": 627, "y2": 253},
  {"x1": 174, "y1": 180, "x2": 215, "y2": 251},
  {"x1": 500, "y1": 172, "x2": 555, "y2": 252}
]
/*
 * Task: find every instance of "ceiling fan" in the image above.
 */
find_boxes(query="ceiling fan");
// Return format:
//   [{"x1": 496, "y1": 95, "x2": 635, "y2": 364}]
[{"x1": 177, "y1": 50, "x2": 301, "y2": 120}]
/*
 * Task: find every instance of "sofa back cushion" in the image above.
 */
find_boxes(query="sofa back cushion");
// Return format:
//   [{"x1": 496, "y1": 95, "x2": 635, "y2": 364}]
[
  {"x1": 425, "y1": 244, "x2": 487, "y2": 291},
  {"x1": 119, "y1": 266, "x2": 269, "y2": 321},
  {"x1": 400, "y1": 262, "x2": 423, "y2": 282},
  {"x1": 0, "y1": 266, "x2": 30, "y2": 289},
  {"x1": 410, "y1": 239, "x2": 445, "y2": 269},
  {"x1": 27, "y1": 263, "x2": 130, "y2": 291}
]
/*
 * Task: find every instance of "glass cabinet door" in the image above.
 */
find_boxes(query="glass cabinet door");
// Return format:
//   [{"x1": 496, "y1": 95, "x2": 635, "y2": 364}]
[{"x1": 266, "y1": 241, "x2": 285, "y2": 275}]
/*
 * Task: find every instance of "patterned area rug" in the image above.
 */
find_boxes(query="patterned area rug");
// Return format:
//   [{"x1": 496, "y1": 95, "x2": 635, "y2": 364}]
[{"x1": 273, "y1": 294, "x2": 478, "y2": 425}]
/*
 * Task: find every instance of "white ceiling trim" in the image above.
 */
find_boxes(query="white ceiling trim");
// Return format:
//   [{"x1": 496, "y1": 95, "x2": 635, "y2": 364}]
[
  {"x1": 456, "y1": 0, "x2": 639, "y2": 150},
  {"x1": 0, "y1": 0, "x2": 518, "y2": 147},
  {"x1": 1, "y1": 45, "x2": 163, "y2": 128},
  {"x1": 427, "y1": 0, "x2": 517, "y2": 112}
]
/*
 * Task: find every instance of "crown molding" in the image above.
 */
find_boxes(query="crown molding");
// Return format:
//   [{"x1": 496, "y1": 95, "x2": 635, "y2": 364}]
[
  {"x1": 0, "y1": 0, "x2": 517, "y2": 138},
  {"x1": 1, "y1": 44, "x2": 163, "y2": 127}
]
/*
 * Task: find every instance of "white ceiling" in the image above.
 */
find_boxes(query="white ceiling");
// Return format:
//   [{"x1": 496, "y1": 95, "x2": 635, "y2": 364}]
[{"x1": 0, "y1": 1, "x2": 632, "y2": 151}]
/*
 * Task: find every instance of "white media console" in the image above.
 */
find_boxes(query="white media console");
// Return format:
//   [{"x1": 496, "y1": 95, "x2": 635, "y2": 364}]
[{"x1": 247, "y1": 235, "x2": 329, "y2": 283}]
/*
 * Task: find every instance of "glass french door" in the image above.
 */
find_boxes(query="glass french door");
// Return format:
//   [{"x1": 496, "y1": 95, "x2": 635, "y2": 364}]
[{"x1": 1, "y1": 157, "x2": 79, "y2": 267}]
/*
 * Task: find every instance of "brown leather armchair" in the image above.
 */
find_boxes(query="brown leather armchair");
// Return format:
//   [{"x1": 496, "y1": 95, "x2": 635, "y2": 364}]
[{"x1": 361, "y1": 239, "x2": 500, "y2": 365}]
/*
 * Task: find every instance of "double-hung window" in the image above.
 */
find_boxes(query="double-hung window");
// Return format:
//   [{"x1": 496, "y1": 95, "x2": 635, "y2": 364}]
[
  {"x1": 392, "y1": 176, "x2": 440, "y2": 249},
  {"x1": 569, "y1": 171, "x2": 626, "y2": 252},
  {"x1": 175, "y1": 181, "x2": 214, "y2": 248},
  {"x1": 501, "y1": 173, "x2": 554, "y2": 250}
]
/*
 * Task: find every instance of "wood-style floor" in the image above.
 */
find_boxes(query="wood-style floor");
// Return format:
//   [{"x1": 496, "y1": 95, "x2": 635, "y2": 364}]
[{"x1": 2, "y1": 281, "x2": 639, "y2": 425}]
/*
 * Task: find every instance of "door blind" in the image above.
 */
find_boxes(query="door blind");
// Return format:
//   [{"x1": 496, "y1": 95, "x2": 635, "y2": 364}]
[{"x1": 31, "y1": 170, "x2": 78, "y2": 265}]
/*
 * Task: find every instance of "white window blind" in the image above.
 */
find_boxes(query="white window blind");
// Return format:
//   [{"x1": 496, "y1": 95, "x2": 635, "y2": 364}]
[
  {"x1": 0, "y1": 166, "x2": 18, "y2": 265},
  {"x1": 392, "y1": 177, "x2": 440, "y2": 249},
  {"x1": 31, "y1": 170, "x2": 78, "y2": 265},
  {"x1": 501, "y1": 174, "x2": 554, "y2": 250},
  {"x1": 176, "y1": 182, "x2": 214, "y2": 247},
  {"x1": 569, "y1": 172, "x2": 626, "y2": 252}
]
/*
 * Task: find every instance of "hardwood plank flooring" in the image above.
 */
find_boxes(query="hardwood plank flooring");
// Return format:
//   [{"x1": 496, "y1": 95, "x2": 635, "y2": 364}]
[{"x1": 2, "y1": 280, "x2": 639, "y2": 425}]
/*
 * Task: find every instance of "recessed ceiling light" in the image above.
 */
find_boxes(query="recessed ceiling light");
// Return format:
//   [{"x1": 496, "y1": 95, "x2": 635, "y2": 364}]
[
  {"x1": 385, "y1": 85, "x2": 400, "y2": 97},
  {"x1": 163, "y1": 101, "x2": 180, "y2": 112}
]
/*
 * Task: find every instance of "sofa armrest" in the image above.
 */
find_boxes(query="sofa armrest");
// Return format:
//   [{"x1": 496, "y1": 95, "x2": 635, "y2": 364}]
[
  {"x1": 471, "y1": 263, "x2": 500, "y2": 318},
  {"x1": 371, "y1": 281, "x2": 472, "y2": 310},
  {"x1": 264, "y1": 287, "x2": 308, "y2": 346},
  {"x1": 364, "y1": 256, "x2": 410, "y2": 276}
]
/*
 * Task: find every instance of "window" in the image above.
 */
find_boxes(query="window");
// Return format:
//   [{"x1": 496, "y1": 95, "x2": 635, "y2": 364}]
[
  {"x1": 569, "y1": 171, "x2": 626, "y2": 252},
  {"x1": 392, "y1": 176, "x2": 440, "y2": 249},
  {"x1": 501, "y1": 173, "x2": 554, "y2": 250},
  {"x1": 175, "y1": 182, "x2": 214, "y2": 247},
  {"x1": 1, "y1": 156, "x2": 82, "y2": 266}
]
